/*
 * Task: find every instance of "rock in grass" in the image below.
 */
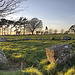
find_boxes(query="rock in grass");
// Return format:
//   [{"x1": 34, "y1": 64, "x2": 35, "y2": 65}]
[
  {"x1": 46, "y1": 44, "x2": 74, "y2": 65},
  {"x1": 0, "y1": 48, "x2": 7, "y2": 63},
  {"x1": 0, "y1": 37, "x2": 7, "y2": 42},
  {"x1": 26, "y1": 37, "x2": 31, "y2": 40},
  {"x1": 50, "y1": 37, "x2": 55, "y2": 40},
  {"x1": 61, "y1": 36, "x2": 71, "y2": 40}
]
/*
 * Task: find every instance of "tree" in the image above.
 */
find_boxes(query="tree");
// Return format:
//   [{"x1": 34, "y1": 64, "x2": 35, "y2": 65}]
[
  {"x1": 61, "y1": 29, "x2": 64, "y2": 34},
  {"x1": 69, "y1": 25, "x2": 75, "y2": 33},
  {"x1": 0, "y1": 0, "x2": 25, "y2": 17},
  {"x1": 17, "y1": 17, "x2": 28, "y2": 35},
  {"x1": 27, "y1": 18, "x2": 43, "y2": 35},
  {"x1": 22, "y1": 17, "x2": 28, "y2": 35},
  {"x1": 0, "y1": 18, "x2": 15, "y2": 35},
  {"x1": 17, "y1": 17, "x2": 23, "y2": 35},
  {"x1": 0, "y1": 28, "x2": 1, "y2": 35},
  {"x1": 13, "y1": 20, "x2": 20, "y2": 35},
  {"x1": 54, "y1": 29, "x2": 57, "y2": 34},
  {"x1": 49, "y1": 28, "x2": 53, "y2": 34},
  {"x1": 13, "y1": 17, "x2": 28, "y2": 35},
  {"x1": 7, "y1": 20, "x2": 14, "y2": 35},
  {"x1": 0, "y1": 18, "x2": 7, "y2": 35}
]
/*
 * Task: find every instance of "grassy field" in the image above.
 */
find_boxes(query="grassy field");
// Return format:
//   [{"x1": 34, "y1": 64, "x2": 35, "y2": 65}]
[{"x1": 0, "y1": 34, "x2": 75, "y2": 75}]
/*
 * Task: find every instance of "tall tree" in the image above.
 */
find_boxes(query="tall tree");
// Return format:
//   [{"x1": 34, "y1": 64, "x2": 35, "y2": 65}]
[
  {"x1": 22, "y1": 17, "x2": 28, "y2": 35},
  {"x1": 14, "y1": 17, "x2": 28, "y2": 35},
  {"x1": 0, "y1": 28, "x2": 1, "y2": 35},
  {"x1": 0, "y1": 18, "x2": 7, "y2": 35},
  {"x1": 49, "y1": 28, "x2": 53, "y2": 34},
  {"x1": 0, "y1": 0, "x2": 25, "y2": 17},
  {"x1": 54, "y1": 29, "x2": 57, "y2": 34},
  {"x1": 7, "y1": 20, "x2": 14, "y2": 35},
  {"x1": 5, "y1": 20, "x2": 10, "y2": 35},
  {"x1": 13, "y1": 21, "x2": 20, "y2": 35},
  {"x1": 61, "y1": 29, "x2": 64, "y2": 34},
  {"x1": 27, "y1": 18, "x2": 43, "y2": 35},
  {"x1": 17, "y1": 17, "x2": 23, "y2": 35}
]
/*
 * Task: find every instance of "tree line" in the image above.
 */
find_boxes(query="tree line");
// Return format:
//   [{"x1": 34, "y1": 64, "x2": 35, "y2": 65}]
[{"x1": 0, "y1": 17, "x2": 43, "y2": 35}]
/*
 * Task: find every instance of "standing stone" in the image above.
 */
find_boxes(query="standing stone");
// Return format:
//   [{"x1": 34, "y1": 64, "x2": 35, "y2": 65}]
[
  {"x1": 46, "y1": 44, "x2": 74, "y2": 65},
  {"x1": 0, "y1": 48, "x2": 7, "y2": 63}
]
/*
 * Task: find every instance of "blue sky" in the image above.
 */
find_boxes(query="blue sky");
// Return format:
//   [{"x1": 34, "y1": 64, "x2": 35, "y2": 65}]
[{"x1": 6, "y1": 0, "x2": 75, "y2": 32}]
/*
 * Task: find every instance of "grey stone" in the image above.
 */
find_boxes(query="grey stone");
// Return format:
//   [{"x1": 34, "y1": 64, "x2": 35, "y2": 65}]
[
  {"x1": 0, "y1": 37, "x2": 7, "y2": 42},
  {"x1": 61, "y1": 36, "x2": 71, "y2": 40},
  {"x1": 39, "y1": 38, "x2": 43, "y2": 40},
  {"x1": 46, "y1": 44, "x2": 74, "y2": 65},
  {"x1": 26, "y1": 37, "x2": 31, "y2": 40},
  {"x1": 0, "y1": 48, "x2": 7, "y2": 63}
]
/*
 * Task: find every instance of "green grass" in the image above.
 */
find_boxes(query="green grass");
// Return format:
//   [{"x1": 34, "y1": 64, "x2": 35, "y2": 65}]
[
  {"x1": 0, "y1": 34, "x2": 75, "y2": 75},
  {"x1": 0, "y1": 70, "x2": 24, "y2": 75},
  {"x1": 64, "y1": 67, "x2": 75, "y2": 75}
]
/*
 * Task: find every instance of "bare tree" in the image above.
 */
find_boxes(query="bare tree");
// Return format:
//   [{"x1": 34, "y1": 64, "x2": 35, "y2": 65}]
[
  {"x1": 49, "y1": 28, "x2": 53, "y2": 34},
  {"x1": 0, "y1": 0, "x2": 26, "y2": 17},
  {"x1": 54, "y1": 29, "x2": 57, "y2": 34},
  {"x1": 27, "y1": 18, "x2": 43, "y2": 35},
  {"x1": 61, "y1": 29, "x2": 64, "y2": 34}
]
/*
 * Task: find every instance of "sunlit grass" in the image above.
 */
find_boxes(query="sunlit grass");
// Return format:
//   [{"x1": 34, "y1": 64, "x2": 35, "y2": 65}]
[
  {"x1": 12, "y1": 53, "x2": 23, "y2": 58},
  {"x1": 22, "y1": 67, "x2": 43, "y2": 75},
  {"x1": 64, "y1": 67, "x2": 75, "y2": 75}
]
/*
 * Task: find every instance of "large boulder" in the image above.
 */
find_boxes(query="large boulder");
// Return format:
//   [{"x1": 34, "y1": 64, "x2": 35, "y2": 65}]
[
  {"x1": 0, "y1": 37, "x2": 7, "y2": 42},
  {"x1": 46, "y1": 44, "x2": 74, "y2": 65},
  {"x1": 0, "y1": 48, "x2": 7, "y2": 63}
]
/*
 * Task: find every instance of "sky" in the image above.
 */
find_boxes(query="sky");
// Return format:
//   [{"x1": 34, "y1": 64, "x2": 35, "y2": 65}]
[{"x1": 6, "y1": 0, "x2": 75, "y2": 32}]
